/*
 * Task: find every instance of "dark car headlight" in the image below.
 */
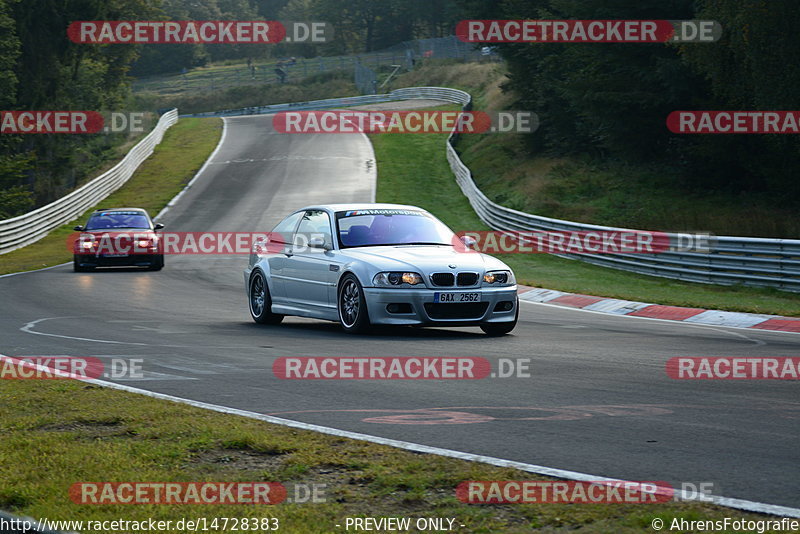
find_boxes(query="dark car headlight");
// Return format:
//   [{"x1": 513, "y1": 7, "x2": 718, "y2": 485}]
[
  {"x1": 482, "y1": 270, "x2": 515, "y2": 286},
  {"x1": 373, "y1": 272, "x2": 424, "y2": 287}
]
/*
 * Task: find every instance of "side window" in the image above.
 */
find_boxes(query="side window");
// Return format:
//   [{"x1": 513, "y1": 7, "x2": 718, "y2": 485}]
[
  {"x1": 294, "y1": 210, "x2": 332, "y2": 249},
  {"x1": 270, "y1": 212, "x2": 304, "y2": 244}
]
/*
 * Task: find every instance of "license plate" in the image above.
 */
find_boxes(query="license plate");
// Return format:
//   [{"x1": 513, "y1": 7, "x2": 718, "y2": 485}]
[
  {"x1": 434, "y1": 292, "x2": 481, "y2": 303},
  {"x1": 101, "y1": 253, "x2": 128, "y2": 258}
]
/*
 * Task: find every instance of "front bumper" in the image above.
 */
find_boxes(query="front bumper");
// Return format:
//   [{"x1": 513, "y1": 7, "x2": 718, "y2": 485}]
[
  {"x1": 74, "y1": 254, "x2": 161, "y2": 268},
  {"x1": 363, "y1": 285, "x2": 518, "y2": 326}
]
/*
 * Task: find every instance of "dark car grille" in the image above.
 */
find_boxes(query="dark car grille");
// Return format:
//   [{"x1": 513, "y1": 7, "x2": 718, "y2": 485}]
[
  {"x1": 430, "y1": 272, "x2": 479, "y2": 287},
  {"x1": 457, "y1": 272, "x2": 478, "y2": 286},
  {"x1": 430, "y1": 272, "x2": 455, "y2": 286},
  {"x1": 424, "y1": 302, "x2": 490, "y2": 320}
]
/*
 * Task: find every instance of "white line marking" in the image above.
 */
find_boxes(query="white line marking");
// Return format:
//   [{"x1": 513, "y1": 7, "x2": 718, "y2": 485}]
[
  {"x1": 87, "y1": 380, "x2": 800, "y2": 517},
  {"x1": 3, "y1": 352, "x2": 792, "y2": 519},
  {"x1": 155, "y1": 116, "x2": 228, "y2": 221},
  {"x1": 209, "y1": 155, "x2": 363, "y2": 164},
  {"x1": 0, "y1": 262, "x2": 70, "y2": 278},
  {"x1": 20, "y1": 318, "x2": 147, "y2": 346},
  {"x1": 110, "y1": 371, "x2": 198, "y2": 382}
]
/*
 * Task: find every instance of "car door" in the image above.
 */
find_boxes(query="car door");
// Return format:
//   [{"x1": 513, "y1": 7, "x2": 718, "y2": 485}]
[
  {"x1": 265, "y1": 211, "x2": 304, "y2": 303},
  {"x1": 282, "y1": 210, "x2": 339, "y2": 315}
]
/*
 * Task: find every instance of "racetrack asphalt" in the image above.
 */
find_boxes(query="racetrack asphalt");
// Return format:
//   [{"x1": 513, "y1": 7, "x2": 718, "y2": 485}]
[{"x1": 1, "y1": 112, "x2": 798, "y2": 509}]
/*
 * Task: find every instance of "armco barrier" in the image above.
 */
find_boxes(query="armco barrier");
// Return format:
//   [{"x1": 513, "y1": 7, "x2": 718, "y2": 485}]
[
  {"x1": 0, "y1": 109, "x2": 178, "y2": 254},
  {"x1": 187, "y1": 86, "x2": 800, "y2": 292},
  {"x1": 184, "y1": 86, "x2": 800, "y2": 291}
]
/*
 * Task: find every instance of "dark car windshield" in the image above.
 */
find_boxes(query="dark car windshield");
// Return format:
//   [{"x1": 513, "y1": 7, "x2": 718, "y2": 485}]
[
  {"x1": 85, "y1": 211, "x2": 151, "y2": 230},
  {"x1": 335, "y1": 209, "x2": 454, "y2": 248}
]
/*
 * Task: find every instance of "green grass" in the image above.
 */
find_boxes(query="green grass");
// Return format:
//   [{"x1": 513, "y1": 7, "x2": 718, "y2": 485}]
[
  {"x1": 0, "y1": 379, "x2": 776, "y2": 533},
  {"x1": 370, "y1": 130, "x2": 800, "y2": 317},
  {"x1": 0, "y1": 118, "x2": 222, "y2": 275},
  {"x1": 133, "y1": 60, "x2": 295, "y2": 95},
  {"x1": 391, "y1": 60, "x2": 800, "y2": 238},
  {"x1": 457, "y1": 134, "x2": 800, "y2": 238}
]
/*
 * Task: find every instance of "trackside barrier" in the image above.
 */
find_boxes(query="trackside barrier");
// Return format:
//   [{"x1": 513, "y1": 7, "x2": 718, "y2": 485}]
[
  {"x1": 15, "y1": 87, "x2": 800, "y2": 292},
  {"x1": 184, "y1": 86, "x2": 800, "y2": 291},
  {"x1": 0, "y1": 109, "x2": 179, "y2": 254}
]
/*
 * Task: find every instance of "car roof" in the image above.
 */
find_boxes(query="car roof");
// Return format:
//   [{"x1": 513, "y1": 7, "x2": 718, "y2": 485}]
[
  {"x1": 91, "y1": 208, "x2": 149, "y2": 214},
  {"x1": 299, "y1": 203, "x2": 426, "y2": 213}
]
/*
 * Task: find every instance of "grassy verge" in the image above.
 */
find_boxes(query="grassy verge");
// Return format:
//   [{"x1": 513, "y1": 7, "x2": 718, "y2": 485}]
[
  {"x1": 370, "y1": 130, "x2": 800, "y2": 317},
  {"x1": 456, "y1": 134, "x2": 800, "y2": 239},
  {"x1": 0, "y1": 379, "x2": 772, "y2": 533},
  {"x1": 0, "y1": 118, "x2": 221, "y2": 275},
  {"x1": 391, "y1": 60, "x2": 800, "y2": 238}
]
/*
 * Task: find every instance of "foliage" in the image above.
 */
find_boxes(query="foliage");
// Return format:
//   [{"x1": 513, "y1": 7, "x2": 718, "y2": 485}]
[{"x1": 459, "y1": 0, "x2": 800, "y2": 201}]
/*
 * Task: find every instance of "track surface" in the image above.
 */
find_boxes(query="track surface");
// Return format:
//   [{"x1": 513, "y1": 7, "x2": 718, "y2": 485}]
[{"x1": 1, "y1": 113, "x2": 798, "y2": 508}]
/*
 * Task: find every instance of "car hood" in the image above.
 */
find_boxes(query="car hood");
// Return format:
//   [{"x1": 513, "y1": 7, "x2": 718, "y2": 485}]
[
  {"x1": 341, "y1": 245, "x2": 510, "y2": 274},
  {"x1": 79, "y1": 229, "x2": 155, "y2": 236}
]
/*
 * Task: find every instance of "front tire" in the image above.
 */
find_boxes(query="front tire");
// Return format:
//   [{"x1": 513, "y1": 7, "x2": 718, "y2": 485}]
[
  {"x1": 249, "y1": 271, "x2": 283, "y2": 325},
  {"x1": 338, "y1": 274, "x2": 371, "y2": 334},
  {"x1": 480, "y1": 297, "x2": 518, "y2": 336}
]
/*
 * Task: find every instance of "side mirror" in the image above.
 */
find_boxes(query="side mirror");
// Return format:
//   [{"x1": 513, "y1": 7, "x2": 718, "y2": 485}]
[
  {"x1": 153, "y1": 223, "x2": 164, "y2": 230},
  {"x1": 308, "y1": 236, "x2": 330, "y2": 250},
  {"x1": 74, "y1": 225, "x2": 84, "y2": 231},
  {"x1": 460, "y1": 235, "x2": 478, "y2": 249}
]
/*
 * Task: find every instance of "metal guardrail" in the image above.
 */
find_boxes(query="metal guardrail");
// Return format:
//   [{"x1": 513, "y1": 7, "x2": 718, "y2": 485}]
[
  {"x1": 418, "y1": 87, "x2": 800, "y2": 292},
  {"x1": 8, "y1": 87, "x2": 800, "y2": 291},
  {"x1": 0, "y1": 109, "x2": 179, "y2": 255},
  {"x1": 192, "y1": 85, "x2": 800, "y2": 292}
]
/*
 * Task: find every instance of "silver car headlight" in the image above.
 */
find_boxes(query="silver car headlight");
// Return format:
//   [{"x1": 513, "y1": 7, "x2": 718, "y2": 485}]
[
  {"x1": 482, "y1": 270, "x2": 515, "y2": 286},
  {"x1": 372, "y1": 272, "x2": 424, "y2": 287}
]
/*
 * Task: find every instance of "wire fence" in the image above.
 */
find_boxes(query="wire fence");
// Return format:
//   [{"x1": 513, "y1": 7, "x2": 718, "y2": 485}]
[
  {"x1": 132, "y1": 36, "x2": 499, "y2": 95},
  {"x1": 354, "y1": 62, "x2": 378, "y2": 95}
]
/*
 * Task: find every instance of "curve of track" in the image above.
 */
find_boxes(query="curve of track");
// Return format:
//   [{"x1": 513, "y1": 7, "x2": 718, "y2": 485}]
[{"x1": 1, "y1": 112, "x2": 798, "y2": 509}]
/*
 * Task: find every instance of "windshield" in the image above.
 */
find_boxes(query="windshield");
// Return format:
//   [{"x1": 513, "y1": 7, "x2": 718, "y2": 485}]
[
  {"x1": 335, "y1": 209, "x2": 454, "y2": 248},
  {"x1": 85, "y1": 211, "x2": 151, "y2": 230}
]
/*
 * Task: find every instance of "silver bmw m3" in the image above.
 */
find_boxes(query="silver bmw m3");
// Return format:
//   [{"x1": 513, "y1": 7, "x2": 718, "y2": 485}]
[{"x1": 244, "y1": 203, "x2": 518, "y2": 335}]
